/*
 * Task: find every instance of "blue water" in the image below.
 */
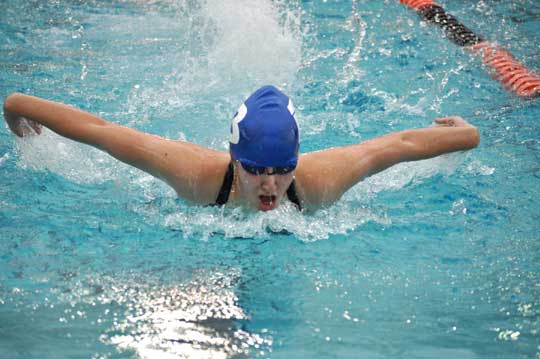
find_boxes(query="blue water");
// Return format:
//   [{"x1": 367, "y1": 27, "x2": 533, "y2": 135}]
[{"x1": 1, "y1": 0, "x2": 540, "y2": 358}]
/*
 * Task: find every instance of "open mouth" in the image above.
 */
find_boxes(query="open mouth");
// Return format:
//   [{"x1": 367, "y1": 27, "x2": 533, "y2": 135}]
[{"x1": 259, "y1": 195, "x2": 276, "y2": 210}]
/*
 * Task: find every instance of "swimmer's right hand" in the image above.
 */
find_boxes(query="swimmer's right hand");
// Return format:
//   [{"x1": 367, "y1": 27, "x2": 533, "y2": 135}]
[{"x1": 3, "y1": 98, "x2": 42, "y2": 137}]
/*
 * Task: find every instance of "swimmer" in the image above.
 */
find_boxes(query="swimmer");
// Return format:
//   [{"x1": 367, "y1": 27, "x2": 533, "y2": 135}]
[{"x1": 3, "y1": 85, "x2": 479, "y2": 212}]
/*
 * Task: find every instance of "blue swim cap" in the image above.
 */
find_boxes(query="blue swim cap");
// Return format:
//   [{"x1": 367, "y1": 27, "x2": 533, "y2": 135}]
[{"x1": 229, "y1": 85, "x2": 299, "y2": 168}]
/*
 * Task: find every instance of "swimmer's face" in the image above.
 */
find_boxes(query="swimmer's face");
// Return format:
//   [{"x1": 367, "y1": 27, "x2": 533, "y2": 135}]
[{"x1": 234, "y1": 162, "x2": 294, "y2": 211}]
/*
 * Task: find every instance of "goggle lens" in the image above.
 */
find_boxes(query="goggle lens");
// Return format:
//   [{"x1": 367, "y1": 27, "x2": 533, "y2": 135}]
[{"x1": 240, "y1": 162, "x2": 295, "y2": 175}]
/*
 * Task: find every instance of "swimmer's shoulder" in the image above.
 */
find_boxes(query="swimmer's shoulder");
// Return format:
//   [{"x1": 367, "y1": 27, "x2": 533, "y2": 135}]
[
  {"x1": 195, "y1": 149, "x2": 231, "y2": 204},
  {"x1": 294, "y1": 146, "x2": 372, "y2": 210},
  {"x1": 160, "y1": 142, "x2": 231, "y2": 204},
  {"x1": 294, "y1": 152, "x2": 333, "y2": 210}
]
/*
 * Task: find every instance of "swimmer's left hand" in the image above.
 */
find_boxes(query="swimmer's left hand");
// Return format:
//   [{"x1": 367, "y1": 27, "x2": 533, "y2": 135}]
[{"x1": 434, "y1": 116, "x2": 473, "y2": 128}]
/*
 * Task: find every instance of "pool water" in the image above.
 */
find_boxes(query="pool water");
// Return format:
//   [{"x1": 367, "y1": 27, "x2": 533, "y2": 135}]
[{"x1": 1, "y1": 0, "x2": 540, "y2": 358}]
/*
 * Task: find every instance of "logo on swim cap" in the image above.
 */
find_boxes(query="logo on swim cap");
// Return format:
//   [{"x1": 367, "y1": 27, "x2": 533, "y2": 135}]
[
  {"x1": 287, "y1": 99, "x2": 295, "y2": 117},
  {"x1": 229, "y1": 103, "x2": 247, "y2": 145},
  {"x1": 229, "y1": 85, "x2": 299, "y2": 168}
]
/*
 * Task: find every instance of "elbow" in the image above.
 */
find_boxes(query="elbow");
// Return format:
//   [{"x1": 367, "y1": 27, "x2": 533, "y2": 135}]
[
  {"x1": 3, "y1": 93, "x2": 21, "y2": 113},
  {"x1": 3, "y1": 93, "x2": 28, "y2": 117}
]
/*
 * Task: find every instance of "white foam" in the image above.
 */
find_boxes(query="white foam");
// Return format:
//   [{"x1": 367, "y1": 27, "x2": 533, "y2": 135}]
[
  {"x1": 133, "y1": 197, "x2": 388, "y2": 242},
  {"x1": 348, "y1": 151, "x2": 465, "y2": 200},
  {"x1": 126, "y1": 0, "x2": 302, "y2": 119},
  {"x1": 202, "y1": 0, "x2": 302, "y2": 87},
  {"x1": 14, "y1": 129, "x2": 118, "y2": 184},
  {"x1": 13, "y1": 128, "x2": 169, "y2": 200}
]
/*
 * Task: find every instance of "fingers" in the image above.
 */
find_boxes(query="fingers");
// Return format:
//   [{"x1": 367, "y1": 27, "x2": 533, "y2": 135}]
[
  {"x1": 7, "y1": 117, "x2": 42, "y2": 137},
  {"x1": 18, "y1": 118, "x2": 42, "y2": 136},
  {"x1": 435, "y1": 118, "x2": 449, "y2": 125},
  {"x1": 28, "y1": 119, "x2": 42, "y2": 135},
  {"x1": 7, "y1": 123, "x2": 24, "y2": 137},
  {"x1": 434, "y1": 116, "x2": 467, "y2": 127},
  {"x1": 434, "y1": 117, "x2": 455, "y2": 127}
]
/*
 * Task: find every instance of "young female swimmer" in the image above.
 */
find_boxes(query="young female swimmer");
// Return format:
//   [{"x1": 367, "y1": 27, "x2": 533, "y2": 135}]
[{"x1": 3, "y1": 85, "x2": 480, "y2": 212}]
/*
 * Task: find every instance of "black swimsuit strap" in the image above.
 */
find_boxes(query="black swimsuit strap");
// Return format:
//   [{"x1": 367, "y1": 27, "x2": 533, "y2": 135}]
[
  {"x1": 214, "y1": 162, "x2": 302, "y2": 211},
  {"x1": 286, "y1": 180, "x2": 302, "y2": 211},
  {"x1": 214, "y1": 162, "x2": 234, "y2": 206}
]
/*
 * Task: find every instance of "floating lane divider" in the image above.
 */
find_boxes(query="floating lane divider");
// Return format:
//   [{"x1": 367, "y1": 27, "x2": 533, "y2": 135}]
[{"x1": 399, "y1": 0, "x2": 540, "y2": 98}]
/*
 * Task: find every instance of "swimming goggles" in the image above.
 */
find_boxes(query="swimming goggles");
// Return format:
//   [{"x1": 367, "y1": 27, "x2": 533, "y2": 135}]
[{"x1": 239, "y1": 161, "x2": 296, "y2": 175}]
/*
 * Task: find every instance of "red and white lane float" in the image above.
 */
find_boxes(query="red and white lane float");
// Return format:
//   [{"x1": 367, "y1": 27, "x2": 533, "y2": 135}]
[{"x1": 399, "y1": 0, "x2": 540, "y2": 98}]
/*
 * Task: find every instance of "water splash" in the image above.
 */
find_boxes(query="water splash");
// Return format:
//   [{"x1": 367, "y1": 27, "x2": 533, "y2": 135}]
[
  {"x1": 339, "y1": 0, "x2": 367, "y2": 84},
  {"x1": 350, "y1": 151, "x2": 466, "y2": 198},
  {"x1": 14, "y1": 130, "x2": 132, "y2": 185},
  {"x1": 153, "y1": 201, "x2": 389, "y2": 242},
  {"x1": 13, "y1": 130, "x2": 471, "y2": 242},
  {"x1": 126, "y1": 0, "x2": 303, "y2": 125}
]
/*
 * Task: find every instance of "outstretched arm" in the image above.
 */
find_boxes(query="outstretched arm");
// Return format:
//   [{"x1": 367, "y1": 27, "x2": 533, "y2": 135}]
[
  {"x1": 3, "y1": 93, "x2": 229, "y2": 203},
  {"x1": 296, "y1": 116, "x2": 480, "y2": 209}
]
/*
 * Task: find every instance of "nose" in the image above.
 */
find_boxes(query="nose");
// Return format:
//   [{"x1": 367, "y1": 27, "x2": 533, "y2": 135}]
[{"x1": 261, "y1": 168, "x2": 277, "y2": 192}]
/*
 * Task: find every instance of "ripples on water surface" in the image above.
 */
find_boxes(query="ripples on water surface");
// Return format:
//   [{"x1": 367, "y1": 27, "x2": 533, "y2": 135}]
[{"x1": 1, "y1": 0, "x2": 539, "y2": 358}]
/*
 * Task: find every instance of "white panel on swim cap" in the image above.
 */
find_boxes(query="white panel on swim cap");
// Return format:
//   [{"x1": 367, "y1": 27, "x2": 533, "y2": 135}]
[
  {"x1": 230, "y1": 103, "x2": 247, "y2": 144},
  {"x1": 287, "y1": 99, "x2": 295, "y2": 116}
]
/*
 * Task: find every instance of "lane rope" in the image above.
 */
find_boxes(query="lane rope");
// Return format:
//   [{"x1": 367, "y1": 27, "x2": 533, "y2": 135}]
[{"x1": 399, "y1": 0, "x2": 540, "y2": 98}]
